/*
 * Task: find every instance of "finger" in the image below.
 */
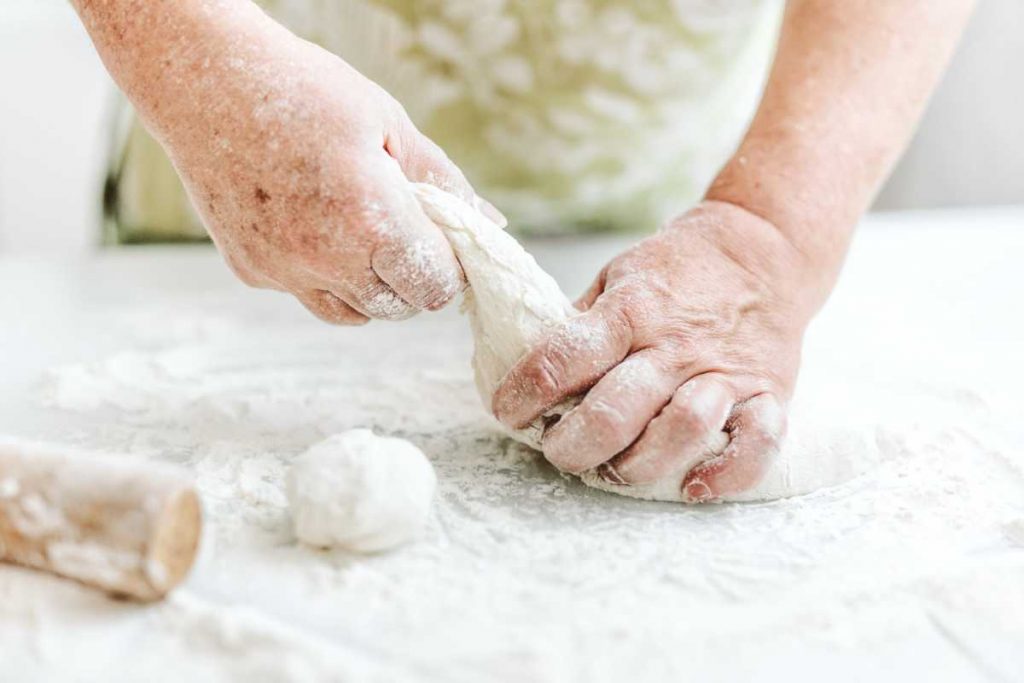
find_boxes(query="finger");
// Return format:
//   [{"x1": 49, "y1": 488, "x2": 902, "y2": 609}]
[
  {"x1": 386, "y1": 116, "x2": 508, "y2": 228},
  {"x1": 219, "y1": 246, "x2": 282, "y2": 291},
  {"x1": 541, "y1": 352, "x2": 679, "y2": 474},
  {"x1": 337, "y1": 270, "x2": 418, "y2": 321},
  {"x1": 601, "y1": 374, "x2": 733, "y2": 485},
  {"x1": 574, "y1": 267, "x2": 607, "y2": 312},
  {"x1": 682, "y1": 394, "x2": 786, "y2": 502},
  {"x1": 366, "y1": 158, "x2": 467, "y2": 311},
  {"x1": 231, "y1": 263, "x2": 278, "y2": 290},
  {"x1": 492, "y1": 303, "x2": 633, "y2": 429},
  {"x1": 296, "y1": 289, "x2": 370, "y2": 326}
]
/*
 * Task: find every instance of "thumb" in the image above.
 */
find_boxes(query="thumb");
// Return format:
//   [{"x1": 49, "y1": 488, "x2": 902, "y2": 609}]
[{"x1": 385, "y1": 115, "x2": 508, "y2": 228}]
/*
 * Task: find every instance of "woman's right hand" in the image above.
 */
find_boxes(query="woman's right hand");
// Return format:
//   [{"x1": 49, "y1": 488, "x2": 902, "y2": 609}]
[{"x1": 76, "y1": 0, "x2": 499, "y2": 324}]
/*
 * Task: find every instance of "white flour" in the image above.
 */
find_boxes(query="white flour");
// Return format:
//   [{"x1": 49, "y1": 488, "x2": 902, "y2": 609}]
[
  {"x1": 415, "y1": 182, "x2": 883, "y2": 502},
  {"x1": 2, "y1": 226, "x2": 1023, "y2": 680},
  {"x1": 413, "y1": 182, "x2": 577, "y2": 448}
]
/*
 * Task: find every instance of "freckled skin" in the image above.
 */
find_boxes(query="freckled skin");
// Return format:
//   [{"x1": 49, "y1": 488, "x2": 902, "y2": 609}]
[
  {"x1": 71, "y1": 0, "x2": 507, "y2": 324},
  {"x1": 71, "y1": 0, "x2": 974, "y2": 500}
]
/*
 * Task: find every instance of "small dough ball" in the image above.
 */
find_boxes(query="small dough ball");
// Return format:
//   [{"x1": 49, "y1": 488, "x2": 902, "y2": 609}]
[{"x1": 287, "y1": 429, "x2": 436, "y2": 553}]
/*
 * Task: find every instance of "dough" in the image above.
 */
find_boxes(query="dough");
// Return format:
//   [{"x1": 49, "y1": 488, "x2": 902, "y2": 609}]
[
  {"x1": 413, "y1": 183, "x2": 576, "y2": 448},
  {"x1": 414, "y1": 183, "x2": 879, "y2": 503},
  {"x1": 287, "y1": 430, "x2": 436, "y2": 552}
]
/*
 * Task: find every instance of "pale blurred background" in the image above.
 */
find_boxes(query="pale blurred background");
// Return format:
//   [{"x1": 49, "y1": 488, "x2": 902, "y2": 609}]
[{"x1": 2, "y1": 0, "x2": 1022, "y2": 253}]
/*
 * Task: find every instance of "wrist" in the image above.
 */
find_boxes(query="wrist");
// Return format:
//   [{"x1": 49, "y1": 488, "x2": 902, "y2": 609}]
[
  {"x1": 75, "y1": 0, "x2": 279, "y2": 142},
  {"x1": 675, "y1": 198, "x2": 837, "y2": 321},
  {"x1": 705, "y1": 146, "x2": 856, "y2": 301}
]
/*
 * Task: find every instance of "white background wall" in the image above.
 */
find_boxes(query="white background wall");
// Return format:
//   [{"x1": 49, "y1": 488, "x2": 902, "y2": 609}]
[
  {"x1": 1, "y1": 0, "x2": 1022, "y2": 253},
  {"x1": 0, "y1": 1, "x2": 113, "y2": 253},
  {"x1": 874, "y1": 0, "x2": 1024, "y2": 210}
]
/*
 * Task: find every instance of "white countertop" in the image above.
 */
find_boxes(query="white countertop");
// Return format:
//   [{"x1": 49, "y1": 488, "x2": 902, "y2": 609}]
[{"x1": 1, "y1": 208, "x2": 1023, "y2": 682}]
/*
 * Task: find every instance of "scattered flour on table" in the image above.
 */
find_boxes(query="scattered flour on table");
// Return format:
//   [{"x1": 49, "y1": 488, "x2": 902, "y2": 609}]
[
  {"x1": 10, "y1": 250, "x2": 1024, "y2": 681},
  {"x1": 287, "y1": 430, "x2": 436, "y2": 553}
]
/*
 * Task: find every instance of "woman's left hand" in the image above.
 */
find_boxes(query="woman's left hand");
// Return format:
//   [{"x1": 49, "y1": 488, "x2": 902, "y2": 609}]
[{"x1": 492, "y1": 200, "x2": 822, "y2": 502}]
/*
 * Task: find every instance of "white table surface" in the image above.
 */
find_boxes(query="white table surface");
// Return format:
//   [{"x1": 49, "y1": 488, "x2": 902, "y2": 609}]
[{"x1": 1, "y1": 208, "x2": 1023, "y2": 682}]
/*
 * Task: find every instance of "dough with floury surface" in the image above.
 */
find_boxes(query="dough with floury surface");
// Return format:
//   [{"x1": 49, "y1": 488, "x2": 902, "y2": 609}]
[
  {"x1": 287, "y1": 430, "x2": 436, "y2": 552},
  {"x1": 414, "y1": 183, "x2": 880, "y2": 503}
]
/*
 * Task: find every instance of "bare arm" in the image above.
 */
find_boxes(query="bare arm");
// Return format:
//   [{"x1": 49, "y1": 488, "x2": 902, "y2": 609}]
[
  {"x1": 494, "y1": 0, "x2": 976, "y2": 502},
  {"x1": 70, "y1": 0, "x2": 277, "y2": 152},
  {"x1": 708, "y1": 0, "x2": 976, "y2": 301},
  {"x1": 71, "y1": 0, "x2": 495, "y2": 323}
]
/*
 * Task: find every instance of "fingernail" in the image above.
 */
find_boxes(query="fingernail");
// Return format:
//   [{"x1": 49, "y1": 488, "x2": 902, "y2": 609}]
[
  {"x1": 685, "y1": 480, "x2": 713, "y2": 503},
  {"x1": 423, "y1": 271, "x2": 464, "y2": 311},
  {"x1": 475, "y1": 196, "x2": 508, "y2": 229},
  {"x1": 492, "y1": 382, "x2": 529, "y2": 429},
  {"x1": 597, "y1": 463, "x2": 627, "y2": 485}
]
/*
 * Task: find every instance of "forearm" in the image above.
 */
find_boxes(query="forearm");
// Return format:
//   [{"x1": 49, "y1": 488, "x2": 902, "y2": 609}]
[
  {"x1": 71, "y1": 0, "x2": 304, "y2": 160},
  {"x1": 707, "y1": 0, "x2": 975, "y2": 295}
]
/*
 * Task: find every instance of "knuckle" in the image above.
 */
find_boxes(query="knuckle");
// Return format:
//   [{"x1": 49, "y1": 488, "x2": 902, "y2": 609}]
[
  {"x1": 658, "y1": 331, "x2": 697, "y2": 360},
  {"x1": 237, "y1": 241, "x2": 276, "y2": 276},
  {"x1": 600, "y1": 302, "x2": 633, "y2": 341},
  {"x1": 236, "y1": 271, "x2": 260, "y2": 288},
  {"x1": 585, "y1": 398, "x2": 628, "y2": 441},
  {"x1": 547, "y1": 398, "x2": 625, "y2": 470},
  {"x1": 674, "y1": 402, "x2": 715, "y2": 435},
  {"x1": 530, "y1": 353, "x2": 566, "y2": 401},
  {"x1": 753, "y1": 422, "x2": 784, "y2": 452},
  {"x1": 298, "y1": 291, "x2": 364, "y2": 326},
  {"x1": 224, "y1": 256, "x2": 260, "y2": 288}
]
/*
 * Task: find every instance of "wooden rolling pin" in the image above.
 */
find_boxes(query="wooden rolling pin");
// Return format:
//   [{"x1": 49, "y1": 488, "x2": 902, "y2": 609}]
[{"x1": 0, "y1": 438, "x2": 202, "y2": 601}]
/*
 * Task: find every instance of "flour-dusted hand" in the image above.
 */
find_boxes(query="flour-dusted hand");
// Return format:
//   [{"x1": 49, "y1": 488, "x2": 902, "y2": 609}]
[
  {"x1": 493, "y1": 201, "x2": 819, "y2": 501},
  {"x1": 73, "y1": 0, "x2": 504, "y2": 324},
  {"x1": 492, "y1": 0, "x2": 977, "y2": 501},
  {"x1": 179, "y1": 50, "x2": 481, "y2": 325}
]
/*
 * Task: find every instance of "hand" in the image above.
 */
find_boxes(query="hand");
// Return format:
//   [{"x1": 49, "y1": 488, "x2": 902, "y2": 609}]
[
  {"x1": 156, "y1": 26, "x2": 502, "y2": 324},
  {"x1": 492, "y1": 201, "x2": 821, "y2": 501}
]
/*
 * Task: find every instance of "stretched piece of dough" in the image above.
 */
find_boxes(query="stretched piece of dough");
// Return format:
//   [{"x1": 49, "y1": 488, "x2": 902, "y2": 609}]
[{"x1": 414, "y1": 184, "x2": 877, "y2": 502}]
